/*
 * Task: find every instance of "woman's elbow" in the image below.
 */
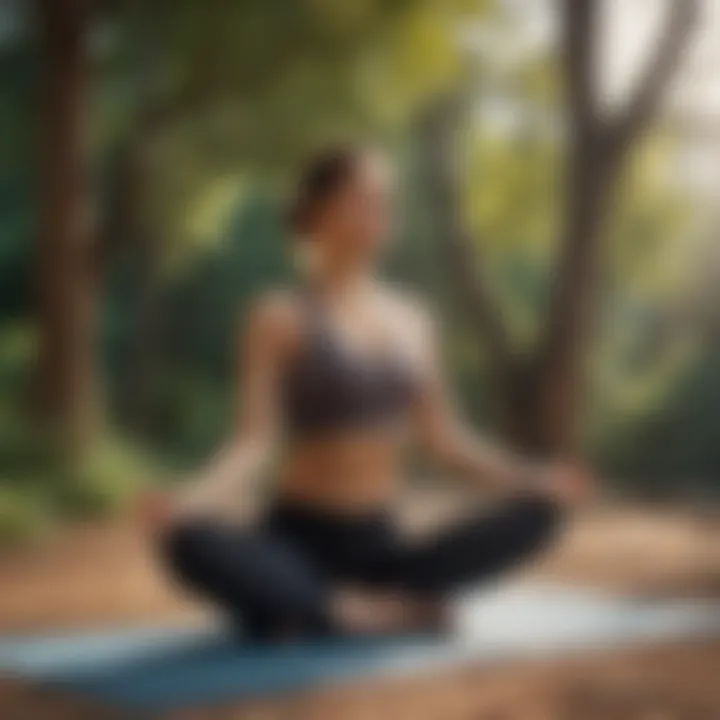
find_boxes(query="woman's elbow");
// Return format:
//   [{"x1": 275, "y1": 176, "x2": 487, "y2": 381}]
[{"x1": 422, "y1": 425, "x2": 457, "y2": 465}]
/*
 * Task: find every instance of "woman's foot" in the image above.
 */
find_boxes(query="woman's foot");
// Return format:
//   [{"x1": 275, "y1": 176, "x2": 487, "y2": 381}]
[{"x1": 331, "y1": 587, "x2": 450, "y2": 637}]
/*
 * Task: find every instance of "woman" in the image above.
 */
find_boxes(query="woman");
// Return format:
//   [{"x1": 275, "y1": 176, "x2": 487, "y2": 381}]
[{"x1": 152, "y1": 144, "x2": 590, "y2": 641}]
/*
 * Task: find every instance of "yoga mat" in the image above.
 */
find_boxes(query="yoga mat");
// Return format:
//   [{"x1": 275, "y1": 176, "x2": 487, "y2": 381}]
[{"x1": 1, "y1": 584, "x2": 719, "y2": 712}]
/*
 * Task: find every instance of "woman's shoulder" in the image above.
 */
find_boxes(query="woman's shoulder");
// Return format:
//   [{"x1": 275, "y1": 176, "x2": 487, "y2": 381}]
[
  {"x1": 242, "y1": 286, "x2": 307, "y2": 348},
  {"x1": 379, "y1": 284, "x2": 436, "y2": 336}
]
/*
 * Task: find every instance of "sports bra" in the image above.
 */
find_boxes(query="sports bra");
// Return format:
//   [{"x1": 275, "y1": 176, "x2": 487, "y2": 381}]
[{"x1": 281, "y1": 292, "x2": 419, "y2": 438}]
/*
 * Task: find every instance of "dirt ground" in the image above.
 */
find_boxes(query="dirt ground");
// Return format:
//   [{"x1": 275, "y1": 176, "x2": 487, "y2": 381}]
[{"x1": 1, "y1": 502, "x2": 719, "y2": 719}]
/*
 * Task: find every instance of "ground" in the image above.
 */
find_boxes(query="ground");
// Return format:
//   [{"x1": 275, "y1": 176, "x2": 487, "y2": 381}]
[{"x1": 1, "y1": 500, "x2": 719, "y2": 719}]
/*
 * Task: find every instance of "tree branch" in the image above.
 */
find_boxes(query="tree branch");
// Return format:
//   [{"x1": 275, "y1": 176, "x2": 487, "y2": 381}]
[
  {"x1": 419, "y1": 96, "x2": 511, "y2": 367},
  {"x1": 608, "y1": 0, "x2": 699, "y2": 154},
  {"x1": 562, "y1": 0, "x2": 599, "y2": 139}
]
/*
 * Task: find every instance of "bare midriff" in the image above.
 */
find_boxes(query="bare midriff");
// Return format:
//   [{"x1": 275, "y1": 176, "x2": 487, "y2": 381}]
[{"x1": 278, "y1": 429, "x2": 406, "y2": 515}]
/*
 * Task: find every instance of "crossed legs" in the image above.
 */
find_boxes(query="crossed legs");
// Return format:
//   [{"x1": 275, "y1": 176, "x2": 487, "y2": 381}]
[{"x1": 162, "y1": 496, "x2": 561, "y2": 639}]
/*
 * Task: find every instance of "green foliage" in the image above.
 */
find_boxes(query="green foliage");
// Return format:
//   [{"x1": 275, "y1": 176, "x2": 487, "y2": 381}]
[
  {"x1": 0, "y1": 324, "x2": 158, "y2": 542},
  {"x1": 96, "y1": 0, "x2": 487, "y2": 268},
  {"x1": 466, "y1": 127, "x2": 561, "y2": 348},
  {"x1": 59, "y1": 441, "x2": 154, "y2": 518},
  {"x1": 0, "y1": 485, "x2": 52, "y2": 546},
  {"x1": 0, "y1": 416, "x2": 157, "y2": 543},
  {"x1": 596, "y1": 345, "x2": 720, "y2": 497}
]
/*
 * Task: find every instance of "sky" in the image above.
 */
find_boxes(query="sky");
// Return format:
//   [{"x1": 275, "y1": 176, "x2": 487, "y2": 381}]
[
  {"x1": 605, "y1": 0, "x2": 720, "y2": 194},
  {"x1": 605, "y1": 0, "x2": 720, "y2": 118},
  {"x1": 500, "y1": 0, "x2": 720, "y2": 118},
  {"x1": 496, "y1": 0, "x2": 720, "y2": 197}
]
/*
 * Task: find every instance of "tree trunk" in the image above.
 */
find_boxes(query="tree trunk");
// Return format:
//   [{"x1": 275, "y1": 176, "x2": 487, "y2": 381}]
[
  {"x1": 34, "y1": 0, "x2": 96, "y2": 458},
  {"x1": 120, "y1": 140, "x2": 166, "y2": 436},
  {"x1": 529, "y1": 141, "x2": 615, "y2": 454},
  {"x1": 423, "y1": 0, "x2": 697, "y2": 458}
]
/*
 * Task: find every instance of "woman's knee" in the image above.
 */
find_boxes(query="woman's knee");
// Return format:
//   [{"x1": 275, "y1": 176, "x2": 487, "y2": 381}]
[{"x1": 160, "y1": 518, "x2": 228, "y2": 588}]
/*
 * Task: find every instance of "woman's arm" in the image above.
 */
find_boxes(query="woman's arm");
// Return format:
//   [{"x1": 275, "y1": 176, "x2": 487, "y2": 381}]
[
  {"x1": 412, "y1": 309, "x2": 590, "y2": 504},
  {"x1": 169, "y1": 294, "x2": 294, "y2": 522}
]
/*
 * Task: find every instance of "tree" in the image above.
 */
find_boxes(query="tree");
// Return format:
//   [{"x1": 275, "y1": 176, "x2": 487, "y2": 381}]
[
  {"x1": 421, "y1": 0, "x2": 699, "y2": 455},
  {"x1": 34, "y1": 0, "x2": 96, "y2": 458}
]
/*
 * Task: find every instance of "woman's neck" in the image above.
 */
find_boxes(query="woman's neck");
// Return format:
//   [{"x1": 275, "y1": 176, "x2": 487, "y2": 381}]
[{"x1": 306, "y1": 259, "x2": 376, "y2": 305}]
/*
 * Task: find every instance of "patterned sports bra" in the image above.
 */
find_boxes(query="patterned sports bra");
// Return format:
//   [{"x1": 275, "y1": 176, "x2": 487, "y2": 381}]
[{"x1": 281, "y1": 293, "x2": 419, "y2": 437}]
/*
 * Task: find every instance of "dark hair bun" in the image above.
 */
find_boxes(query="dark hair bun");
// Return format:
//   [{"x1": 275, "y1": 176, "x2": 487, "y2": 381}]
[{"x1": 288, "y1": 144, "x2": 365, "y2": 235}]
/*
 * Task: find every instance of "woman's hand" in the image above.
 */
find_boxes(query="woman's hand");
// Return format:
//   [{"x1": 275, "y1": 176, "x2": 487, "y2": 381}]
[{"x1": 537, "y1": 460, "x2": 595, "y2": 508}]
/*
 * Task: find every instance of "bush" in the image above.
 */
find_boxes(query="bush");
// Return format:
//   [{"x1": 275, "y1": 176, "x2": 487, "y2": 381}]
[
  {"x1": 0, "y1": 420, "x2": 159, "y2": 544},
  {"x1": 53, "y1": 436, "x2": 157, "y2": 519},
  {"x1": 0, "y1": 323, "x2": 163, "y2": 545},
  {"x1": 0, "y1": 484, "x2": 54, "y2": 545}
]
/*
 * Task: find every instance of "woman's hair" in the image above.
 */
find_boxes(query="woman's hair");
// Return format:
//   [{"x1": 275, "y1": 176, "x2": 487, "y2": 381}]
[{"x1": 287, "y1": 144, "x2": 368, "y2": 236}]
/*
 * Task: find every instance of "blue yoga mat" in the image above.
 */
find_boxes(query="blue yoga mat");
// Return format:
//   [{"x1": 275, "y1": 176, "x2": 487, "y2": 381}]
[{"x1": 1, "y1": 584, "x2": 719, "y2": 711}]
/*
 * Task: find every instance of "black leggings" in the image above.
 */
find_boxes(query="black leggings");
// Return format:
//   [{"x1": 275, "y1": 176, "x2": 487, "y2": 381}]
[{"x1": 162, "y1": 496, "x2": 560, "y2": 639}]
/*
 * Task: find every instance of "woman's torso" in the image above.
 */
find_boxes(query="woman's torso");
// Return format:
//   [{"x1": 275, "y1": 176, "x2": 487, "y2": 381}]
[{"x1": 275, "y1": 284, "x2": 425, "y2": 514}]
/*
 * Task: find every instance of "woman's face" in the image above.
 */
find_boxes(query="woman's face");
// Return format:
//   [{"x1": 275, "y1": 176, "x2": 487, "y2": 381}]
[{"x1": 315, "y1": 151, "x2": 395, "y2": 262}]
